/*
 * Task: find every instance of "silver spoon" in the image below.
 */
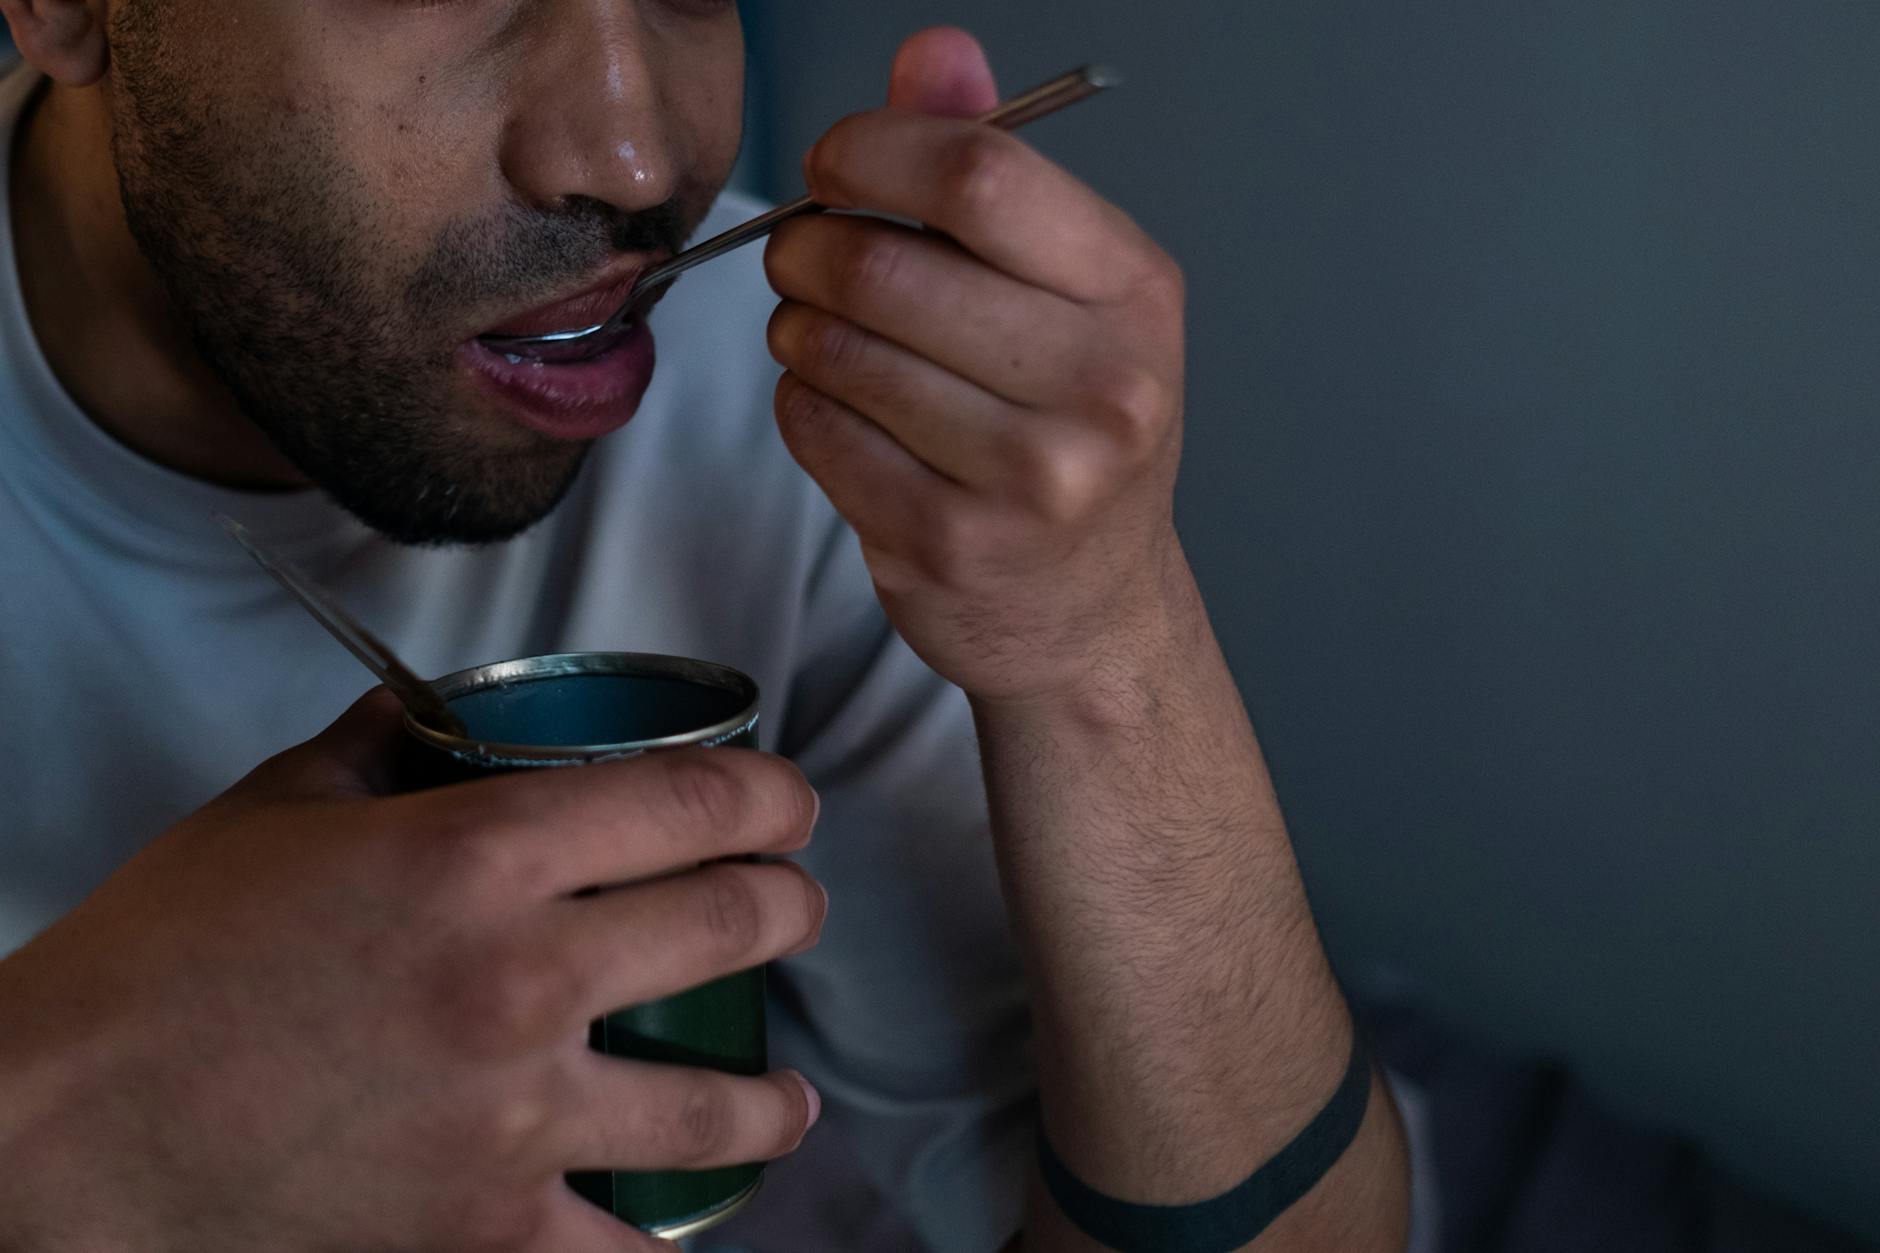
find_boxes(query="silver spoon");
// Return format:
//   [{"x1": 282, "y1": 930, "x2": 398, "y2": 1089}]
[
  {"x1": 479, "y1": 63, "x2": 1122, "y2": 365},
  {"x1": 218, "y1": 515, "x2": 470, "y2": 738}
]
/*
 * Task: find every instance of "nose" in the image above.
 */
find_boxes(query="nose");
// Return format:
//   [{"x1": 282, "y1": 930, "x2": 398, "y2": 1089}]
[{"x1": 499, "y1": 3, "x2": 680, "y2": 217}]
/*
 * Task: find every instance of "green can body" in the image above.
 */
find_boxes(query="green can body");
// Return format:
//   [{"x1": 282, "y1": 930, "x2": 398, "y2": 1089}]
[{"x1": 403, "y1": 653, "x2": 767, "y2": 1239}]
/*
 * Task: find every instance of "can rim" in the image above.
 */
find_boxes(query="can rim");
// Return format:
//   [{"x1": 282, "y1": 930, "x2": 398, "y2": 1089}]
[
  {"x1": 643, "y1": 1173, "x2": 765, "y2": 1240},
  {"x1": 404, "y1": 651, "x2": 760, "y2": 764}
]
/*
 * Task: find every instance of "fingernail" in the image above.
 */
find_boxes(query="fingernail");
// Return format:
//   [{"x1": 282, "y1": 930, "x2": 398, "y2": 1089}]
[
  {"x1": 785, "y1": 882, "x2": 829, "y2": 958},
  {"x1": 792, "y1": 1071, "x2": 822, "y2": 1132},
  {"x1": 809, "y1": 788, "x2": 822, "y2": 832}
]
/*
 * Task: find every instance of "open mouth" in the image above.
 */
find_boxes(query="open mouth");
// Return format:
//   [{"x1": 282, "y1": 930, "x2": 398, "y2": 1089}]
[
  {"x1": 473, "y1": 263, "x2": 659, "y2": 364},
  {"x1": 485, "y1": 317, "x2": 638, "y2": 367},
  {"x1": 456, "y1": 261, "x2": 667, "y2": 438},
  {"x1": 458, "y1": 314, "x2": 658, "y2": 442}
]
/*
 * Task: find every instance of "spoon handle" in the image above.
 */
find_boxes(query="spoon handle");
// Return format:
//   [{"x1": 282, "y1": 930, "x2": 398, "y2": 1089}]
[
  {"x1": 218, "y1": 515, "x2": 469, "y2": 738},
  {"x1": 627, "y1": 64, "x2": 1122, "y2": 303},
  {"x1": 630, "y1": 198, "x2": 819, "y2": 300}
]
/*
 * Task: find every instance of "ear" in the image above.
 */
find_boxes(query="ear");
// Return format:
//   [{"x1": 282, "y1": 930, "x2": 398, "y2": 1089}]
[{"x1": 1, "y1": 0, "x2": 109, "y2": 87}]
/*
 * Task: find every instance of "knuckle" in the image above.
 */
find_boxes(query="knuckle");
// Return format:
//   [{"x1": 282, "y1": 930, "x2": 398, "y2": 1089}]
[
  {"x1": 442, "y1": 822, "x2": 544, "y2": 897},
  {"x1": 485, "y1": 951, "x2": 571, "y2": 1039},
  {"x1": 805, "y1": 320, "x2": 921, "y2": 417},
  {"x1": 469, "y1": 1082, "x2": 558, "y2": 1172},
  {"x1": 1140, "y1": 247, "x2": 1187, "y2": 308},
  {"x1": 764, "y1": 300, "x2": 798, "y2": 362},
  {"x1": 774, "y1": 371, "x2": 827, "y2": 434},
  {"x1": 912, "y1": 505, "x2": 986, "y2": 587},
  {"x1": 760, "y1": 232, "x2": 789, "y2": 295},
  {"x1": 672, "y1": 1082, "x2": 731, "y2": 1166},
  {"x1": 750, "y1": 755, "x2": 817, "y2": 851},
  {"x1": 1085, "y1": 363, "x2": 1173, "y2": 452},
  {"x1": 1030, "y1": 446, "x2": 1109, "y2": 525},
  {"x1": 997, "y1": 426, "x2": 1055, "y2": 490},
  {"x1": 861, "y1": 539, "x2": 922, "y2": 598},
  {"x1": 763, "y1": 217, "x2": 814, "y2": 285},
  {"x1": 661, "y1": 751, "x2": 749, "y2": 838},
  {"x1": 696, "y1": 866, "x2": 764, "y2": 964},
  {"x1": 773, "y1": 377, "x2": 845, "y2": 471},
  {"x1": 805, "y1": 114, "x2": 867, "y2": 199},
  {"x1": 801, "y1": 313, "x2": 874, "y2": 382},
  {"x1": 440, "y1": 944, "x2": 580, "y2": 1055},
  {"x1": 938, "y1": 129, "x2": 1016, "y2": 221},
  {"x1": 832, "y1": 230, "x2": 909, "y2": 308}
]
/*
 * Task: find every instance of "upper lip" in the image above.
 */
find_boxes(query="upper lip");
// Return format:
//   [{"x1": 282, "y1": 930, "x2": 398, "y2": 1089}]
[{"x1": 477, "y1": 258, "x2": 666, "y2": 339}]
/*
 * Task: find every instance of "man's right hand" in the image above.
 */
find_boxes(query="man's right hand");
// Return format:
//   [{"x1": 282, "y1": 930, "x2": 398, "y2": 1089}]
[{"x1": 0, "y1": 689, "x2": 827, "y2": 1253}]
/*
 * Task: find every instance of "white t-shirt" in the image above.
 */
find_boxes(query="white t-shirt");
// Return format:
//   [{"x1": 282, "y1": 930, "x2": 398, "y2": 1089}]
[{"x1": 0, "y1": 62, "x2": 1033, "y2": 1252}]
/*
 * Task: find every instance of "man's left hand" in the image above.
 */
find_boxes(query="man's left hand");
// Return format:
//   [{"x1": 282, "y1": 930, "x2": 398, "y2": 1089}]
[{"x1": 765, "y1": 28, "x2": 1188, "y2": 708}]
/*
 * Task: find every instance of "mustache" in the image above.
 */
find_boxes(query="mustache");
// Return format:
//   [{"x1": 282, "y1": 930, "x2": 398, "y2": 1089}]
[{"x1": 405, "y1": 195, "x2": 693, "y2": 323}]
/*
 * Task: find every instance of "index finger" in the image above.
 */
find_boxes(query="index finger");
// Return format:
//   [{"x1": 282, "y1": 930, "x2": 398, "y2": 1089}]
[
  {"x1": 394, "y1": 748, "x2": 818, "y2": 896},
  {"x1": 802, "y1": 109, "x2": 1158, "y2": 305}
]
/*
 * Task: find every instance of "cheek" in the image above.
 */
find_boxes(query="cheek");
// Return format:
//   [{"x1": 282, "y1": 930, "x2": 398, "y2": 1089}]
[
  {"x1": 699, "y1": 67, "x2": 748, "y2": 178},
  {"x1": 658, "y1": 23, "x2": 748, "y2": 200},
  {"x1": 249, "y1": 14, "x2": 508, "y2": 265},
  {"x1": 341, "y1": 107, "x2": 494, "y2": 268}
]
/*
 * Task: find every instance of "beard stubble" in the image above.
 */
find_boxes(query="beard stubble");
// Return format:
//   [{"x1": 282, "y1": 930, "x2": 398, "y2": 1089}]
[{"x1": 104, "y1": 1, "x2": 696, "y2": 546}]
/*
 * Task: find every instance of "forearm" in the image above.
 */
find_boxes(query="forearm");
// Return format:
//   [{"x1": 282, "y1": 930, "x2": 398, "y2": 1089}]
[
  {"x1": 761, "y1": 32, "x2": 1407, "y2": 1242},
  {"x1": 973, "y1": 553, "x2": 1410, "y2": 1252}
]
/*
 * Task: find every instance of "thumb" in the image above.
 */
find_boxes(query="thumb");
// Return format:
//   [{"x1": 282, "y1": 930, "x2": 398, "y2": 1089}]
[
  {"x1": 245, "y1": 687, "x2": 413, "y2": 801},
  {"x1": 888, "y1": 27, "x2": 999, "y2": 118}
]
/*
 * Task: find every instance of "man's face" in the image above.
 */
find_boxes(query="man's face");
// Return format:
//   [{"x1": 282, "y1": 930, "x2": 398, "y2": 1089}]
[{"x1": 105, "y1": 0, "x2": 745, "y2": 544}]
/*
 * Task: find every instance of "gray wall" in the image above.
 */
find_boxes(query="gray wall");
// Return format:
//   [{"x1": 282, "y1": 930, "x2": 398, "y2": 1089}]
[{"x1": 748, "y1": 2, "x2": 1880, "y2": 1240}]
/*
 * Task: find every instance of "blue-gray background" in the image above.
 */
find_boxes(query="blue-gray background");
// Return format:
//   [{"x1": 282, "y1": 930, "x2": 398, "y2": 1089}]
[{"x1": 745, "y1": 1, "x2": 1879, "y2": 1241}]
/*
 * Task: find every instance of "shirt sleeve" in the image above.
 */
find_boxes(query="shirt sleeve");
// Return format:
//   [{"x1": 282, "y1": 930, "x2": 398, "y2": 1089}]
[
  {"x1": 1364, "y1": 996, "x2": 1876, "y2": 1253},
  {"x1": 745, "y1": 519, "x2": 1038, "y2": 1253}
]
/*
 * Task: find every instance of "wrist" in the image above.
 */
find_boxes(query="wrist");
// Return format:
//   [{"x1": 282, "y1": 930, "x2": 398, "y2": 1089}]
[{"x1": 969, "y1": 533, "x2": 1210, "y2": 734}]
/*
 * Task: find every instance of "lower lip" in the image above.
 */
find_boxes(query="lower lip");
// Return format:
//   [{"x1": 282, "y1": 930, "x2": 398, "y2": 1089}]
[{"x1": 457, "y1": 319, "x2": 658, "y2": 442}]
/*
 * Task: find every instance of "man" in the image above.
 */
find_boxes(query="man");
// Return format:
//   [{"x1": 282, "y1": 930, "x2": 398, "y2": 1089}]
[{"x1": 0, "y1": 2, "x2": 1409, "y2": 1249}]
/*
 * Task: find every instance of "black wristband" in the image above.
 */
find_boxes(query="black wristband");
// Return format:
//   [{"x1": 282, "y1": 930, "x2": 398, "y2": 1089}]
[{"x1": 1037, "y1": 1030, "x2": 1372, "y2": 1253}]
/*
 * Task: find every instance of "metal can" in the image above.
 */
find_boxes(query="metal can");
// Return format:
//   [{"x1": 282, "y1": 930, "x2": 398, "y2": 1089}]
[{"x1": 402, "y1": 652, "x2": 767, "y2": 1240}]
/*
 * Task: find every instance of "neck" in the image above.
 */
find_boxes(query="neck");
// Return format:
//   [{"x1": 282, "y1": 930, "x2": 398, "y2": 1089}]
[{"x1": 10, "y1": 77, "x2": 307, "y2": 489}]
